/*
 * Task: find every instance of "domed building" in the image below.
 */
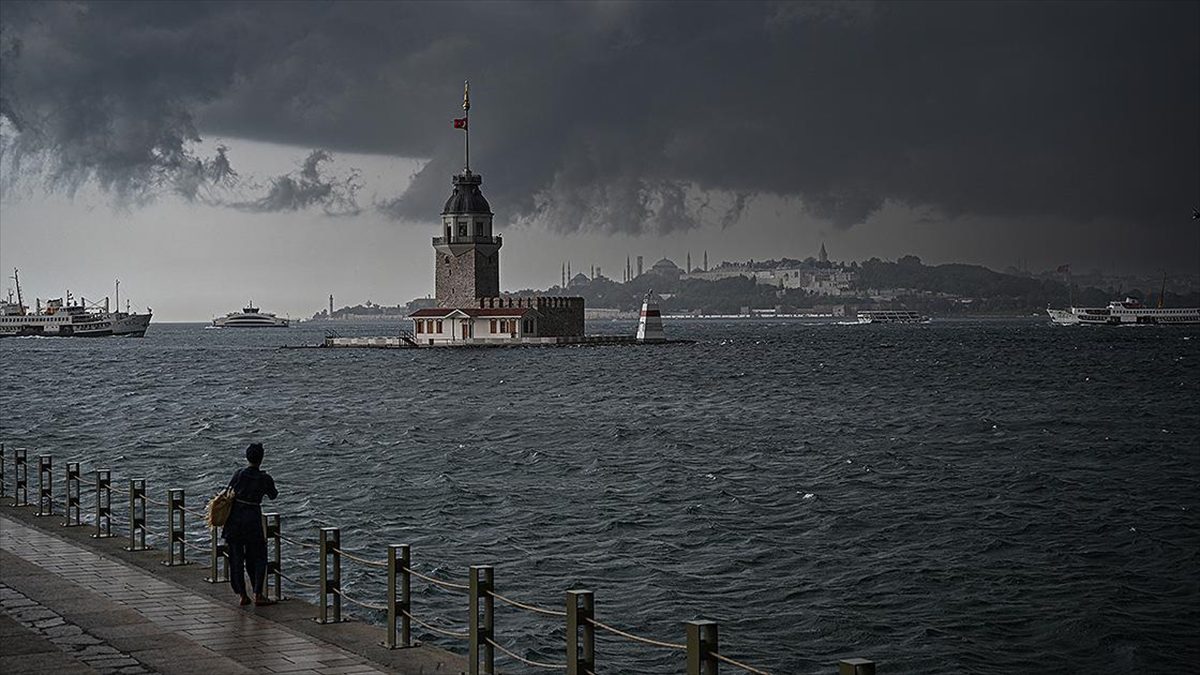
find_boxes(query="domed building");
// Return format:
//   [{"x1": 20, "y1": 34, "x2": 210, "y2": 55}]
[{"x1": 648, "y1": 257, "x2": 683, "y2": 278}]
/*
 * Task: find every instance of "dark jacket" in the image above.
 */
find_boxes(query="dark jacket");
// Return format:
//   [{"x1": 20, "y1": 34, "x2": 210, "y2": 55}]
[{"x1": 221, "y1": 466, "x2": 278, "y2": 542}]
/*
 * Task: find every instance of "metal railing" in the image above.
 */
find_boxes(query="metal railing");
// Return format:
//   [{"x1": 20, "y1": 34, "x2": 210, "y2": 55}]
[
  {"x1": 63, "y1": 462, "x2": 82, "y2": 527},
  {"x1": 0, "y1": 449, "x2": 879, "y2": 674},
  {"x1": 36, "y1": 455, "x2": 53, "y2": 516}
]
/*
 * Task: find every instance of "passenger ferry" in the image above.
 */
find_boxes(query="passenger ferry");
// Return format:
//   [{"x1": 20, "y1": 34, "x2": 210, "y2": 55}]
[
  {"x1": 857, "y1": 310, "x2": 929, "y2": 324},
  {"x1": 1047, "y1": 298, "x2": 1200, "y2": 325},
  {"x1": 213, "y1": 302, "x2": 290, "y2": 328},
  {"x1": 0, "y1": 270, "x2": 152, "y2": 337}
]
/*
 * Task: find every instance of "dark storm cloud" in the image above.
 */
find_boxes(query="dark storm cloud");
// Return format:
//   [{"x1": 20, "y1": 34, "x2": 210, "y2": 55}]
[
  {"x1": 231, "y1": 150, "x2": 361, "y2": 216},
  {"x1": 1, "y1": 1, "x2": 1196, "y2": 234}
]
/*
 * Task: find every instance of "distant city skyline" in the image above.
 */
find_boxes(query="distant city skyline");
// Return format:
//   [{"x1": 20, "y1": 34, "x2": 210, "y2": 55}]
[{"x1": 2, "y1": 1, "x2": 1197, "y2": 321}]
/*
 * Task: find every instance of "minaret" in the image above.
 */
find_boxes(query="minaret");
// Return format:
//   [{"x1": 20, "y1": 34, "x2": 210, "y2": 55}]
[
  {"x1": 687, "y1": 253, "x2": 692, "y2": 273},
  {"x1": 704, "y1": 250, "x2": 708, "y2": 271},
  {"x1": 819, "y1": 242, "x2": 828, "y2": 264},
  {"x1": 562, "y1": 262, "x2": 566, "y2": 289},
  {"x1": 329, "y1": 294, "x2": 334, "y2": 319},
  {"x1": 434, "y1": 82, "x2": 501, "y2": 306}
]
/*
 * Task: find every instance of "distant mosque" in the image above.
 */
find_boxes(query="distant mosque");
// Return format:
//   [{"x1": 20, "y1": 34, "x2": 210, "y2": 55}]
[{"x1": 406, "y1": 83, "x2": 587, "y2": 344}]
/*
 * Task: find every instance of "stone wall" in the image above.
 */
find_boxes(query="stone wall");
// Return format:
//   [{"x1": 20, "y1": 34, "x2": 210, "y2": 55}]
[
  {"x1": 477, "y1": 296, "x2": 585, "y2": 337},
  {"x1": 436, "y1": 248, "x2": 501, "y2": 306}
]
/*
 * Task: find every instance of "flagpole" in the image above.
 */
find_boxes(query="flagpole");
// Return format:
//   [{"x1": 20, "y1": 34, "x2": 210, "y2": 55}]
[{"x1": 463, "y1": 80, "x2": 470, "y2": 172}]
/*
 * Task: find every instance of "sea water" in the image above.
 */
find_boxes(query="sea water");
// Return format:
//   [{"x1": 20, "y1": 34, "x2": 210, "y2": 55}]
[{"x1": 2, "y1": 318, "x2": 1197, "y2": 673}]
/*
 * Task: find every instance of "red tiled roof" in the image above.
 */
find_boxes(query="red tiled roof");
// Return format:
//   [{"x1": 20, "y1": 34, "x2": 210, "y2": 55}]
[{"x1": 408, "y1": 307, "x2": 534, "y2": 318}]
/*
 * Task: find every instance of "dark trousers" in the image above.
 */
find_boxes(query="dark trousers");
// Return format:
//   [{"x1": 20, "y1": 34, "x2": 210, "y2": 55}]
[{"x1": 228, "y1": 539, "x2": 268, "y2": 597}]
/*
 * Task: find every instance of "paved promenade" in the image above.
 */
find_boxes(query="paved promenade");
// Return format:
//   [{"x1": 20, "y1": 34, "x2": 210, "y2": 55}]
[{"x1": 0, "y1": 504, "x2": 463, "y2": 674}]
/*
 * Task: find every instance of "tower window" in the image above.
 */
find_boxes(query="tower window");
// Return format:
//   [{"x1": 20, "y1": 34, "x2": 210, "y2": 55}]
[
  {"x1": 458, "y1": 224, "x2": 467, "y2": 237},
  {"x1": 475, "y1": 222, "x2": 484, "y2": 236}
]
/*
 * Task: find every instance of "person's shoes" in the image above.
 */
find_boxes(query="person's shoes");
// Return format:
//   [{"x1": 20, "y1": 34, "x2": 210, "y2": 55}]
[
  {"x1": 239, "y1": 595, "x2": 252, "y2": 606},
  {"x1": 254, "y1": 596, "x2": 276, "y2": 606}
]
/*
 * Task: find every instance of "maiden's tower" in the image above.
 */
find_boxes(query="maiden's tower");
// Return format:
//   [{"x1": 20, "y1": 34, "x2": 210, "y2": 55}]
[{"x1": 408, "y1": 83, "x2": 584, "y2": 344}]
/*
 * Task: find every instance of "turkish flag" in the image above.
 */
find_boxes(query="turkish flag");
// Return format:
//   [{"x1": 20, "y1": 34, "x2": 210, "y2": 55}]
[{"x1": 453, "y1": 117, "x2": 467, "y2": 129}]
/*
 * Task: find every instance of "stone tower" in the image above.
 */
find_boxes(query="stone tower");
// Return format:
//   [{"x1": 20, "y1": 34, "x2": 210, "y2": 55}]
[{"x1": 434, "y1": 170, "x2": 501, "y2": 306}]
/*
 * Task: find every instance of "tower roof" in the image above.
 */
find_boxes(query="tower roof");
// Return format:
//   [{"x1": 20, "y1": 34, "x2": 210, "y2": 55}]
[{"x1": 442, "y1": 170, "x2": 492, "y2": 215}]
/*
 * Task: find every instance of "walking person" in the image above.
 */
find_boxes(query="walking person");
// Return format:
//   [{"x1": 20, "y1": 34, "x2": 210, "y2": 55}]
[{"x1": 224, "y1": 442, "x2": 278, "y2": 606}]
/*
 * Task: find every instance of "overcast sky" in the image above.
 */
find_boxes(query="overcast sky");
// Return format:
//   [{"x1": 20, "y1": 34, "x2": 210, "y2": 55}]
[{"x1": 1, "y1": 1, "x2": 1197, "y2": 321}]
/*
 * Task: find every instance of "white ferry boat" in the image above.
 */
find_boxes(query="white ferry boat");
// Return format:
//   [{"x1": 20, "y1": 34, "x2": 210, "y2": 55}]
[
  {"x1": 1047, "y1": 298, "x2": 1200, "y2": 325},
  {"x1": 213, "y1": 302, "x2": 290, "y2": 328},
  {"x1": 857, "y1": 310, "x2": 928, "y2": 324},
  {"x1": 0, "y1": 270, "x2": 151, "y2": 338}
]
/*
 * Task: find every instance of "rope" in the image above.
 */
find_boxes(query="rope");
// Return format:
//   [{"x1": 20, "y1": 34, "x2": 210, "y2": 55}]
[
  {"x1": 487, "y1": 590, "x2": 567, "y2": 618},
  {"x1": 585, "y1": 618, "x2": 687, "y2": 651},
  {"x1": 712, "y1": 652, "x2": 771, "y2": 674},
  {"x1": 145, "y1": 496, "x2": 168, "y2": 507},
  {"x1": 332, "y1": 587, "x2": 388, "y2": 612},
  {"x1": 403, "y1": 567, "x2": 469, "y2": 592},
  {"x1": 279, "y1": 534, "x2": 320, "y2": 550},
  {"x1": 280, "y1": 571, "x2": 320, "y2": 589},
  {"x1": 331, "y1": 547, "x2": 388, "y2": 569},
  {"x1": 402, "y1": 610, "x2": 470, "y2": 639},
  {"x1": 485, "y1": 638, "x2": 567, "y2": 670},
  {"x1": 180, "y1": 505, "x2": 207, "y2": 518}
]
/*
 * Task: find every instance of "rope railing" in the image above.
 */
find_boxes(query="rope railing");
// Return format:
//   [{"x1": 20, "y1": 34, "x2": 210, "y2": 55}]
[
  {"x1": 404, "y1": 566, "x2": 469, "y2": 592},
  {"x1": 713, "y1": 650, "x2": 772, "y2": 675},
  {"x1": 404, "y1": 610, "x2": 471, "y2": 640},
  {"x1": 331, "y1": 546, "x2": 388, "y2": 568},
  {"x1": 486, "y1": 637, "x2": 567, "y2": 670},
  {"x1": 586, "y1": 617, "x2": 687, "y2": 650},
  {"x1": 0, "y1": 449, "x2": 794, "y2": 675},
  {"x1": 488, "y1": 589, "x2": 567, "y2": 617},
  {"x1": 279, "y1": 533, "x2": 320, "y2": 549},
  {"x1": 332, "y1": 586, "x2": 388, "y2": 612},
  {"x1": 279, "y1": 570, "x2": 320, "y2": 590}
]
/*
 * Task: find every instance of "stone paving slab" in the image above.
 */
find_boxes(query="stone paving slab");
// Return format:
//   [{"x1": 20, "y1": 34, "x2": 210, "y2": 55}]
[{"x1": 1, "y1": 504, "x2": 464, "y2": 674}]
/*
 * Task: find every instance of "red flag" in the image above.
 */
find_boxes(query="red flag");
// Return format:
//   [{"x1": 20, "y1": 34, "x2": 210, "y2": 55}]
[{"x1": 453, "y1": 117, "x2": 468, "y2": 129}]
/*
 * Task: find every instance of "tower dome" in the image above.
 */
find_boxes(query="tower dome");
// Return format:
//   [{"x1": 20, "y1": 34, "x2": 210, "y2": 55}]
[{"x1": 442, "y1": 170, "x2": 492, "y2": 215}]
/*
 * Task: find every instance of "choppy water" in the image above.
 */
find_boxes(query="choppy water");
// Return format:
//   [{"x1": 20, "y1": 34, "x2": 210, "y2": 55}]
[{"x1": 2, "y1": 318, "x2": 1198, "y2": 673}]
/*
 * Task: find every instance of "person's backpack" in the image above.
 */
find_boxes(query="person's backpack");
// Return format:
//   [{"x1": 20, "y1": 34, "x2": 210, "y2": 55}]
[{"x1": 205, "y1": 487, "x2": 235, "y2": 528}]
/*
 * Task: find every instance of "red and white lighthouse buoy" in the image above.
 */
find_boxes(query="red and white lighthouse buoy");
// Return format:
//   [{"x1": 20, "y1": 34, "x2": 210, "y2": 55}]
[{"x1": 637, "y1": 291, "x2": 665, "y2": 343}]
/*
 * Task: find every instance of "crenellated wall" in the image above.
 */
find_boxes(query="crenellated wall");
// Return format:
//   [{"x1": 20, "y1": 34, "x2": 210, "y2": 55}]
[{"x1": 477, "y1": 296, "x2": 585, "y2": 337}]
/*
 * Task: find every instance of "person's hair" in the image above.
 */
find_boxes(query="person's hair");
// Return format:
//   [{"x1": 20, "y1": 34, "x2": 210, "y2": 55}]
[{"x1": 245, "y1": 443, "x2": 265, "y2": 466}]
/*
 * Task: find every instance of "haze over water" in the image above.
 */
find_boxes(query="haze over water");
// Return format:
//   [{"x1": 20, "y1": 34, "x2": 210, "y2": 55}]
[{"x1": 2, "y1": 319, "x2": 1198, "y2": 673}]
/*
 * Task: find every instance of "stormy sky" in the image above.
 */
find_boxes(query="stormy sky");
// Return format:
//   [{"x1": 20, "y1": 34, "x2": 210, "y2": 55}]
[{"x1": 1, "y1": 1, "x2": 1197, "y2": 320}]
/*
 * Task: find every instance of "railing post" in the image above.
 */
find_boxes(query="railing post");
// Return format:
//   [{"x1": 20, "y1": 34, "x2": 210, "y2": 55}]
[
  {"x1": 62, "y1": 462, "x2": 81, "y2": 526},
  {"x1": 385, "y1": 544, "x2": 411, "y2": 648},
  {"x1": 262, "y1": 512, "x2": 282, "y2": 600},
  {"x1": 566, "y1": 590, "x2": 595, "y2": 675},
  {"x1": 0, "y1": 443, "x2": 6, "y2": 499},
  {"x1": 838, "y1": 658, "x2": 876, "y2": 675},
  {"x1": 686, "y1": 620, "x2": 719, "y2": 675},
  {"x1": 125, "y1": 478, "x2": 147, "y2": 551},
  {"x1": 468, "y1": 565, "x2": 494, "y2": 675},
  {"x1": 92, "y1": 469, "x2": 112, "y2": 538},
  {"x1": 164, "y1": 489, "x2": 187, "y2": 566},
  {"x1": 205, "y1": 526, "x2": 229, "y2": 582},
  {"x1": 35, "y1": 455, "x2": 53, "y2": 516},
  {"x1": 317, "y1": 527, "x2": 341, "y2": 623},
  {"x1": 14, "y1": 448, "x2": 28, "y2": 506}
]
